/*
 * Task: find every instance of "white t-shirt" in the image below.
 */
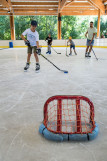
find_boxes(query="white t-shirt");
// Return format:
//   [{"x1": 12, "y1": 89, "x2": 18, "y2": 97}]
[
  {"x1": 87, "y1": 27, "x2": 96, "y2": 40},
  {"x1": 22, "y1": 28, "x2": 39, "y2": 46}
]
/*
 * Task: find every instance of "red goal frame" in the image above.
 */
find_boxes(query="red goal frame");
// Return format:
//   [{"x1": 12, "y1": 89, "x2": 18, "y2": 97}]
[{"x1": 43, "y1": 95, "x2": 95, "y2": 134}]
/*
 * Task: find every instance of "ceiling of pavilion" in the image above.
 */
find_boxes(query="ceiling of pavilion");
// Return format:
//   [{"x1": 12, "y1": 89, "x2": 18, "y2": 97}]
[{"x1": 0, "y1": 0, "x2": 107, "y2": 15}]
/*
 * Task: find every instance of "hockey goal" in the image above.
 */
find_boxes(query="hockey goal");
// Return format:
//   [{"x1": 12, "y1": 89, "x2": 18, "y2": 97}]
[{"x1": 43, "y1": 95, "x2": 95, "y2": 134}]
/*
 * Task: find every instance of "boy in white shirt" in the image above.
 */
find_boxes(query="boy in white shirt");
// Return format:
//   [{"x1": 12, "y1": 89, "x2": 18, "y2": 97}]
[
  {"x1": 21, "y1": 20, "x2": 41, "y2": 72},
  {"x1": 85, "y1": 21, "x2": 96, "y2": 57}
]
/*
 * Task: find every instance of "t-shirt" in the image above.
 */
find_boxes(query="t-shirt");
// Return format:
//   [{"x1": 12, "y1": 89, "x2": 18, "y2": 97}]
[
  {"x1": 22, "y1": 28, "x2": 39, "y2": 46},
  {"x1": 46, "y1": 36, "x2": 52, "y2": 45},
  {"x1": 69, "y1": 39, "x2": 75, "y2": 46},
  {"x1": 87, "y1": 27, "x2": 96, "y2": 40}
]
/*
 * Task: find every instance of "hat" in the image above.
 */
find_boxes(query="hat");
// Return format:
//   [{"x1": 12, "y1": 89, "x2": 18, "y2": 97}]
[{"x1": 69, "y1": 36, "x2": 72, "y2": 39}]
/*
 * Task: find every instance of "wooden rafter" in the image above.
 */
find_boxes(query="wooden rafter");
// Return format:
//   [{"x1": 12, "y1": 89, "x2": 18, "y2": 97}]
[
  {"x1": 103, "y1": 0, "x2": 107, "y2": 3},
  {"x1": 65, "y1": 0, "x2": 74, "y2": 7},
  {"x1": 11, "y1": 2, "x2": 58, "y2": 6},
  {"x1": 59, "y1": 0, "x2": 68, "y2": 11},
  {"x1": 0, "y1": 0, "x2": 12, "y2": 11},
  {"x1": 61, "y1": 10, "x2": 98, "y2": 15},
  {"x1": 0, "y1": 0, "x2": 106, "y2": 15},
  {"x1": 88, "y1": 0, "x2": 105, "y2": 13}
]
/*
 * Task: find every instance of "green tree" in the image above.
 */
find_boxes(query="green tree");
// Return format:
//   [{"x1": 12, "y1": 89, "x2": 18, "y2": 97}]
[
  {"x1": 0, "y1": 16, "x2": 11, "y2": 40},
  {"x1": 94, "y1": 16, "x2": 107, "y2": 37},
  {"x1": 14, "y1": 15, "x2": 57, "y2": 40},
  {"x1": 61, "y1": 16, "x2": 79, "y2": 39},
  {"x1": 0, "y1": 15, "x2": 107, "y2": 40}
]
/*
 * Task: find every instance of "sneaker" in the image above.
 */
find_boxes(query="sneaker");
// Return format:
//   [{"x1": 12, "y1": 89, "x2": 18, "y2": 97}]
[
  {"x1": 49, "y1": 51, "x2": 51, "y2": 54},
  {"x1": 35, "y1": 63, "x2": 40, "y2": 72},
  {"x1": 69, "y1": 53, "x2": 72, "y2": 56},
  {"x1": 46, "y1": 51, "x2": 49, "y2": 54},
  {"x1": 24, "y1": 62, "x2": 30, "y2": 71},
  {"x1": 88, "y1": 52, "x2": 91, "y2": 57},
  {"x1": 75, "y1": 52, "x2": 77, "y2": 55},
  {"x1": 85, "y1": 52, "x2": 88, "y2": 57}
]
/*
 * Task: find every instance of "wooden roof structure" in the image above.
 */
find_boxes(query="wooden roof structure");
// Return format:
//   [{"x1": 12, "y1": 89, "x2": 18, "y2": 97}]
[
  {"x1": 0, "y1": 0, "x2": 106, "y2": 40},
  {"x1": 0, "y1": 0, "x2": 107, "y2": 16}
]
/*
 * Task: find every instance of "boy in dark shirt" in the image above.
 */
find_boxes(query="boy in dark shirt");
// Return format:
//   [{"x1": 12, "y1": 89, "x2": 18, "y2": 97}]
[{"x1": 45, "y1": 34, "x2": 52, "y2": 54}]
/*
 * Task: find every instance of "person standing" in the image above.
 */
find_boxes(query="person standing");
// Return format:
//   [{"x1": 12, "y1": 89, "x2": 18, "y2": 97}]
[
  {"x1": 21, "y1": 20, "x2": 41, "y2": 72},
  {"x1": 45, "y1": 34, "x2": 52, "y2": 54},
  {"x1": 67, "y1": 36, "x2": 77, "y2": 55},
  {"x1": 85, "y1": 21, "x2": 96, "y2": 57}
]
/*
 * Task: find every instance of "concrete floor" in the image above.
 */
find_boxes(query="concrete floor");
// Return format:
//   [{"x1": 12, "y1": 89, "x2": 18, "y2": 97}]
[{"x1": 0, "y1": 47, "x2": 107, "y2": 161}]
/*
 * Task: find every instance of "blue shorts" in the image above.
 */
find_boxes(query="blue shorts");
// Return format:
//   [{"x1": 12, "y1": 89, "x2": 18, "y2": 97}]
[
  {"x1": 70, "y1": 45, "x2": 75, "y2": 49},
  {"x1": 86, "y1": 39, "x2": 94, "y2": 46}
]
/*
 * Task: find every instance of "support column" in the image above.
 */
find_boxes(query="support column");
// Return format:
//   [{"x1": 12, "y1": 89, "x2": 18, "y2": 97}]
[
  {"x1": 97, "y1": 9, "x2": 101, "y2": 38},
  {"x1": 58, "y1": 13, "x2": 61, "y2": 40},
  {"x1": 10, "y1": 13, "x2": 15, "y2": 40}
]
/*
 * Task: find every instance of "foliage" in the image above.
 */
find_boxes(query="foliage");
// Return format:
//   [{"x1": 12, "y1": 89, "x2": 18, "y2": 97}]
[
  {"x1": 0, "y1": 15, "x2": 107, "y2": 40},
  {"x1": 61, "y1": 15, "x2": 99, "y2": 39},
  {"x1": 0, "y1": 16, "x2": 11, "y2": 40},
  {"x1": 14, "y1": 15, "x2": 57, "y2": 40},
  {"x1": 61, "y1": 16, "x2": 79, "y2": 39},
  {"x1": 94, "y1": 16, "x2": 107, "y2": 37}
]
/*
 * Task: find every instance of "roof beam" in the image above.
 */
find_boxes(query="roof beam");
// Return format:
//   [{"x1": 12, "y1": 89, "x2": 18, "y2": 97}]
[
  {"x1": 61, "y1": 9, "x2": 98, "y2": 15},
  {"x1": 59, "y1": 0, "x2": 68, "y2": 11},
  {"x1": 62, "y1": 8, "x2": 96, "y2": 11},
  {"x1": 12, "y1": 2, "x2": 58, "y2": 6},
  {"x1": 0, "y1": 0, "x2": 12, "y2": 11},
  {"x1": 12, "y1": 6, "x2": 58, "y2": 9},
  {"x1": 88, "y1": 0, "x2": 105, "y2": 13},
  {"x1": 11, "y1": 0, "x2": 58, "y2": 1},
  {"x1": 14, "y1": 9, "x2": 57, "y2": 12},
  {"x1": 65, "y1": 0, "x2": 74, "y2": 7},
  {"x1": 103, "y1": 0, "x2": 107, "y2": 4},
  {"x1": 67, "y1": 2, "x2": 91, "y2": 7}
]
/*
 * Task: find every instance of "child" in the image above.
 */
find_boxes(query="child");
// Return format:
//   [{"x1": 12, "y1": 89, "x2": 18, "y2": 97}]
[
  {"x1": 45, "y1": 34, "x2": 52, "y2": 54},
  {"x1": 67, "y1": 37, "x2": 77, "y2": 55},
  {"x1": 21, "y1": 20, "x2": 41, "y2": 72}
]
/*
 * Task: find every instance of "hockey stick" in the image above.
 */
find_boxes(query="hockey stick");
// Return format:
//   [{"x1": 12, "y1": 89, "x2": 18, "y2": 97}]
[
  {"x1": 66, "y1": 46, "x2": 69, "y2": 57},
  {"x1": 45, "y1": 40, "x2": 61, "y2": 54},
  {"x1": 0, "y1": 48, "x2": 9, "y2": 50},
  {"x1": 51, "y1": 46, "x2": 61, "y2": 54},
  {"x1": 40, "y1": 53, "x2": 68, "y2": 73},
  {"x1": 92, "y1": 48, "x2": 98, "y2": 60}
]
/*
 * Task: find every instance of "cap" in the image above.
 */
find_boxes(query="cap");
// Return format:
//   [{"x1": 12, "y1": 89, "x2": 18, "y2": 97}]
[{"x1": 69, "y1": 36, "x2": 72, "y2": 39}]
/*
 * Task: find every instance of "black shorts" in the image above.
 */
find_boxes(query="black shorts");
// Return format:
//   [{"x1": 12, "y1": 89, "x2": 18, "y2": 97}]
[{"x1": 70, "y1": 45, "x2": 75, "y2": 49}]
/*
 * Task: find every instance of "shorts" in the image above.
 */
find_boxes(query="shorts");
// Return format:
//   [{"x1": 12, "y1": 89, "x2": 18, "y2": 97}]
[
  {"x1": 86, "y1": 39, "x2": 94, "y2": 46},
  {"x1": 27, "y1": 46, "x2": 37, "y2": 54},
  {"x1": 70, "y1": 45, "x2": 75, "y2": 49}
]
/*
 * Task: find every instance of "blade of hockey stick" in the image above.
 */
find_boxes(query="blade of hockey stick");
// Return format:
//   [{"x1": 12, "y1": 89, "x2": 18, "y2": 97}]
[
  {"x1": 92, "y1": 49, "x2": 98, "y2": 60},
  {"x1": 40, "y1": 53, "x2": 68, "y2": 73},
  {"x1": 52, "y1": 47, "x2": 61, "y2": 54},
  {"x1": 0, "y1": 48, "x2": 9, "y2": 50}
]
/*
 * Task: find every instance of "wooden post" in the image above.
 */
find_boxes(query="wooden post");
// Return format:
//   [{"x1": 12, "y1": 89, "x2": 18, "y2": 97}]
[
  {"x1": 58, "y1": 13, "x2": 61, "y2": 40},
  {"x1": 10, "y1": 13, "x2": 15, "y2": 40},
  {"x1": 97, "y1": 9, "x2": 101, "y2": 38}
]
